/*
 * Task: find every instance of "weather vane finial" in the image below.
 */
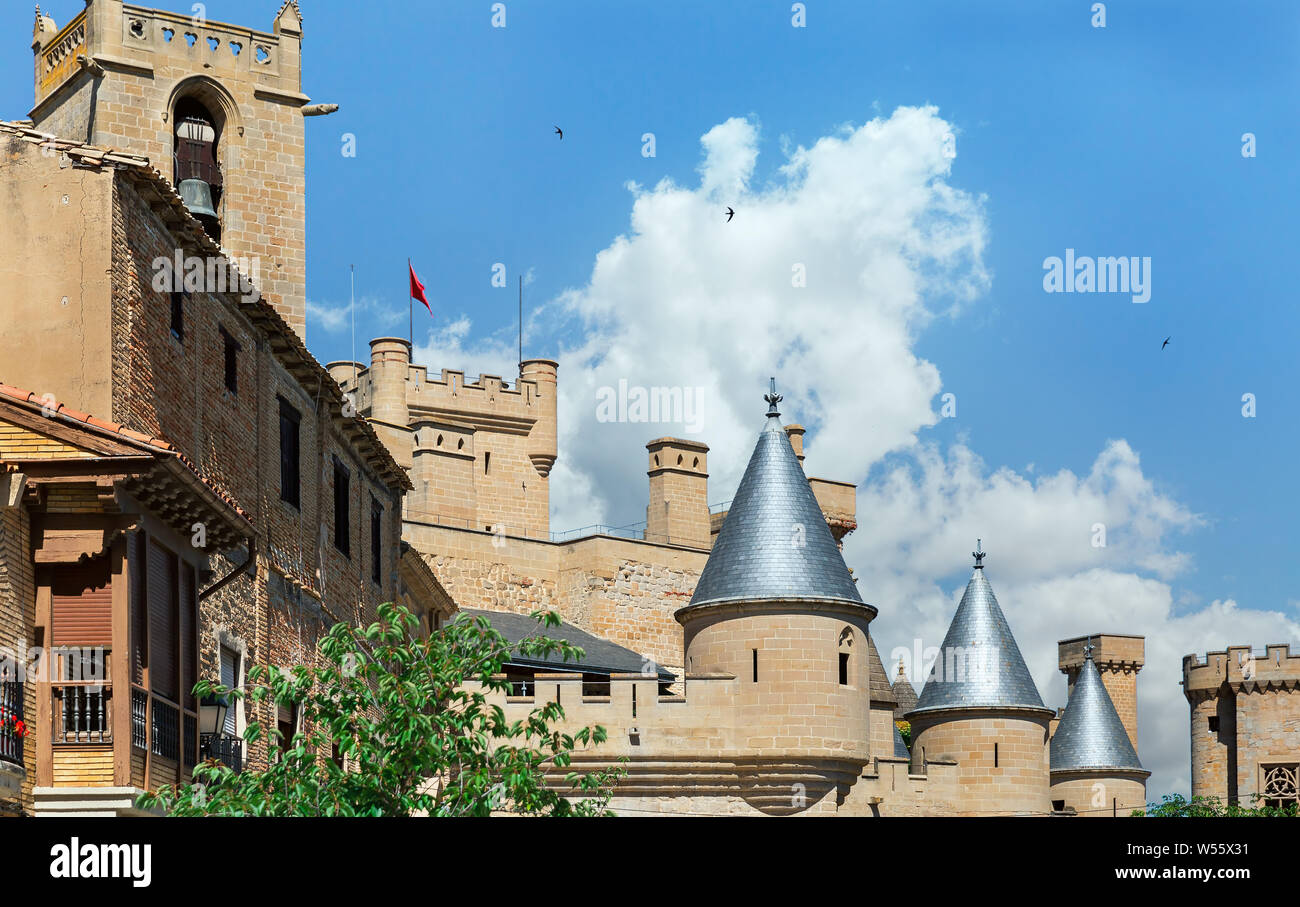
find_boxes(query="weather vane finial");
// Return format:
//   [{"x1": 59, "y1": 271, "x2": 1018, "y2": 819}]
[
  {"x1": 972, "y1": 538, "x2": 986, "y2": 568},
  {"x1": 1083, "y1": 637, "x2": 1095, "y2": 660},
  {"x1": 764, "y1": 376, "x2": 783, "y2": 416}
]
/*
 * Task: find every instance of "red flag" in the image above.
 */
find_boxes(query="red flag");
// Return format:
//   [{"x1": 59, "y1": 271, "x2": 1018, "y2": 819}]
[{"x1": 409, "y1": 262, "x2": 431, "y2": 314}]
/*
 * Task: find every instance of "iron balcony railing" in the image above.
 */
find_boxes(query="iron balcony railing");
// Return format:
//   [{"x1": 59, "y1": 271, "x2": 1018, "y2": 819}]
[
  {"x1": 0, "y1": 679, "x2": 24, "y2": 766},
  {"x1": 199, "y1": 733, "x2": 244, "y2": 772}
]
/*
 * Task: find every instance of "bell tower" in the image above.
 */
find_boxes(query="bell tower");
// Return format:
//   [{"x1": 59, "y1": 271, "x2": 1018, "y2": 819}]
[{"x1": 29, "y1": 1, "x2": 326, "y2": 338}]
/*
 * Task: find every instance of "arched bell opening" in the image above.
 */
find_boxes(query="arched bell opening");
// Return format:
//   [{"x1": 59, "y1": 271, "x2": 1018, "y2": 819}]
[{"x1": 173, "y1": 96, "x2": 223, "y2": 241}]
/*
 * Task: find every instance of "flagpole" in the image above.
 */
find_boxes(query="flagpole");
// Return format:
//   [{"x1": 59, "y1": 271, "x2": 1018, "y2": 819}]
[
  {"x1": 350, "y1": 264, "x2": 356, "y2": 385},
  {"x1": 408, "y1": 257, "x2": 413, "y2": 347},
  {"x1": 518, "y1": 274, "x2": 523, "y2": 375}
]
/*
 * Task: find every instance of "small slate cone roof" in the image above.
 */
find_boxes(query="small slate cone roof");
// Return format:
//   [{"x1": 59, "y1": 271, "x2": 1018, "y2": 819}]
[
  {"x1": 891, "y1": 660, "x2": 919, "y2": 720},
  {"x1": 687, "y1": 381, "x2": 865, "y2": 609},
  {"x1": 909, "y1": 545, "x2": 1047, "y2": 715},
  {"x1": 1050, "y1": 646, "x2": 1145, "y2": 773}
]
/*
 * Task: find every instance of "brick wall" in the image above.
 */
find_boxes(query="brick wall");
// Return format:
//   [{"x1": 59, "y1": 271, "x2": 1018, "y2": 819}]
[{"x1": 108, "y1": 171, "x2": 405, "y2": 769}]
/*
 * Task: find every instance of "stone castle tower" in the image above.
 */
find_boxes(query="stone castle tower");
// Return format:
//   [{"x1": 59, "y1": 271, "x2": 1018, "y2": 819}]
[
  {"x1": 905, "y1": 546, "x2": 1055, "y2": 816},
  {"x1": 331, "y1": 341, "x2": 559, "y2": 539},
  {"x1": 1049, "y1": 643, "x2": 1149, "y2": 816},
  {"x1": 1058, "y1": 633, "x2": 1143, "y2": 750},
  {"x1": 1183, "y1": 644, "x2": 1300, "y2": 809},
  {"x1": 673, "y1": 385, "x2": 878, "y2": 803},
  {"x1": 29, "y1": 0, "x2": 318, "y2": 335}
]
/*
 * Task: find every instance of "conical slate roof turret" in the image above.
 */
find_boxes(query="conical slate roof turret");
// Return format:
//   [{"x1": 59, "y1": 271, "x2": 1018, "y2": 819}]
[
  {"x1": 891, "y1": 659, "x2": 919, "y2": 720},
  {"x1": 686, "y1": 380, "x2": 865, "y2": 609},
  {"x1": 1050, "y1": 643, "x2": 1146, "y2": 773},
  {"x1": 909, "y1": 543, "x2": 1047, "y2": 715}
]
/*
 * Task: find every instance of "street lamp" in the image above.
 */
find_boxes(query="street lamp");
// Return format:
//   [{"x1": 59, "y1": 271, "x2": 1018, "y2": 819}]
[{"x1": 199, "y1": 694, "x2": 229, "y2": 737}]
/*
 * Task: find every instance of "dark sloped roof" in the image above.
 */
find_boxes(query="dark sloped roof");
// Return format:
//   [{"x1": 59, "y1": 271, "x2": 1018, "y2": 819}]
[
  {"x1": 910, "y1": 564, "x2": 1047, "y2": 715},
  {"x1": 688, "y1": 401, "x2": 864, "y2": 609},
  {"x1": 460, "y1": 609, "x2": 673, "y2": 679},
  {"x1": 891, "y1": 662, "x2": 919, "y2": 720},
  {"x1": 866, "y1": 634, "x2": 897, "y2": 707},
  {"x1": 1050, "y1": 650, "x2": 1145, "y2": 773}
]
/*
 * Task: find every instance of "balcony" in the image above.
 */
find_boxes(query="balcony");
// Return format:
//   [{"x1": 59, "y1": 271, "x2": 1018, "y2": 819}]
[
  {"x1": 0, "y1": 678, "x2": 25, "y2": 800},
  {"x1": 199, "y1": 733, "x2": 244, "y2": 773},
  {"x1": 0, "y1": 679, "x2": 24, "y2": 767}
]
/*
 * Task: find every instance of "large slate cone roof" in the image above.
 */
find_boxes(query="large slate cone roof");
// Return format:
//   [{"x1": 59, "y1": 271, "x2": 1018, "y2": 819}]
[
  {"x1": 1050, "y1": 647, "x2": 1145, "y2": 773},
  {"x1": 687, "y1": 385, "x2": 865, "y2": 609},
  {"x1": 910, "y1": 551, "x2": 1047, "y2": 714}
]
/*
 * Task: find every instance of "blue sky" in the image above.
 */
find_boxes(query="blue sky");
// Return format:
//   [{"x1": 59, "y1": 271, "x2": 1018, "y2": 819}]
[{"x1": 7, "y1": 1, "x2": 1299, "y2": 794}]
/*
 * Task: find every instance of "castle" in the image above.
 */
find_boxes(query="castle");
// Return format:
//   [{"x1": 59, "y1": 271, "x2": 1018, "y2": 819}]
[{"x1": 0, "y1": 1, "x2": 1293, "y2": 817}]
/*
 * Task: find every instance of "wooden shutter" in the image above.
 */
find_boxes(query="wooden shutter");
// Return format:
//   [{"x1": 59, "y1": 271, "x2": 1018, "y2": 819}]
[
  {"x1": 180, "y1": 562, "x2": 196, "y2": 710},
  {"x1": 147, "y1": 541, "x2": 178, "y2": 700},
  {"x1": 219, "y1": 647, "x2": 239, "y2": 736},
  {"x1": 130, "y1": 532, "x2": 147, "y2": 684},
  {"x1": 50, "y1": 561, "x2": 112, "y2": 647}
]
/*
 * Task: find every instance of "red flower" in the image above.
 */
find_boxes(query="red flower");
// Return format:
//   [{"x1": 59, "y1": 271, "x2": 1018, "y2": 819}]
[{"x1": 13, "y1": 720, "x2": 25, "y2": 738}]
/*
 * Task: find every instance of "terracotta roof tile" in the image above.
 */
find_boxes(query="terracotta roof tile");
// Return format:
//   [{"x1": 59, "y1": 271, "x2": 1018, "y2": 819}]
[{"x1": 0, "y1": 380, "x2": 250, "y2": 523}]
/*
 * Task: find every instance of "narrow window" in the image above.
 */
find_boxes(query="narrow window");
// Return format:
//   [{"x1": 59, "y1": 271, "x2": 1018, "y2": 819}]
[
  {"x1": 170, "y1": 291, "x2": 186, "y2": 342},
  {"x1": 276, "y1": 702, "x2": 299, "y2": 751},
  {"x1": 484, "y1": 451, "x2": 491, "y2": 475},
  {"x1": 333, "y1": 457, "x2": 351, "y2": 557},
  {"x1": 752, "y1": 649, "x2": 758, "y2": 682},
  {"x1": 220, "y1": 327, "x2": 239, "y2": 394},
  {"x1": 1208, "y1": 716, "x2": 1219, "y2": 733},
  {"x1": 219, "y1": 645, "x2": 240, "y2": 736},
  {"x1": 278, "y1": 397, "x2": 300, "y2": 508},
  {"x1": 837, "y1": 627, "x2": 853, "y2": 686},
  {"x1": 370, "y1": 496, "x2": 382, "y2": 585},
  {"x1": 994, "y1": 741, "x2": 999, "y2": 768}
]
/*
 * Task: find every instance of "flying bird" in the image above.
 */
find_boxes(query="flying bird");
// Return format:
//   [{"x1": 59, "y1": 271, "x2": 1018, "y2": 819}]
[
  {"x1": 725, "y1": 206, "x2": 735, "y2": 222},
  {"x1": 554, "y1": 126, "x2": 563, "y2": 140},
  {"x1": 1161, "y1": 336, "x2": 1171, "y2": 350}
]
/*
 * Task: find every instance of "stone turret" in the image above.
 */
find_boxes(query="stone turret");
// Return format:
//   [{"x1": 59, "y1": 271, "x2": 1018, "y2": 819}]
[
  {"x1": 1049, "y1": 643, "x2": 1149, "y2": 816},
  {"x1": 519, "y1": 359, "x2": 558, "y2": 480},
  {"x1": 1059, "y1": 633, "x2": 1143, "y2": 750},
  {"x1": 676, "y1": 379, "x2": 877, "y2": 802},
  {"x1": 645, "y1": 437, "x2": 710, "y2": 548},
  {"x1": 906, "y1": 542, "x2": 1054, "y2": 816},
  {"x1": 367, "y1": 338, "x2": 414, "y2": 471},
  {"x1": 1183, "y1": 644, "x2": 1300, "y2": 808}
]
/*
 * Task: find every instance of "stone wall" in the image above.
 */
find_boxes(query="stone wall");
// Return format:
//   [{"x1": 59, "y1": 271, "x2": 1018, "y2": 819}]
[
  {"x1": 1184, "y1": 645, "x2": 1300, "y2": 806},
  {"x1": 1050, "y1": 772, "x2": 1147, "y2": 817},
  {"x1": 909, "y1": 710, "x2": 1053, "y2": 816}
]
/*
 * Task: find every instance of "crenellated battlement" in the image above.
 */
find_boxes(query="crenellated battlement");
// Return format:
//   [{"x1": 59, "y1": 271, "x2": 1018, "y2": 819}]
[
  {"x1": 1183, "y1": 643, "x2": 1300, "y2": 701},
  {"x1": 405, "y1": 366, "x2": 546, "y2": 435},
  {"x1": 34, "y1": 1, "x2": 303, "y2": 109}
]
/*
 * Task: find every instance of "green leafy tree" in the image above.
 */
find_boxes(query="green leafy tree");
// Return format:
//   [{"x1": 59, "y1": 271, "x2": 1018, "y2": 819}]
[
  {"x1": 1135, "y1": 793, "x2": 1298, "y2": 817},
  {"x1": 138, "y1": 603, "x2": 625, "y2": 816}
]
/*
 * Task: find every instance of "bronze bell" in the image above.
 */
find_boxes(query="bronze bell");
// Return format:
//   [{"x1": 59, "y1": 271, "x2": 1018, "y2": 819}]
[{"x1": 178, "y1": 178, "x2": 219, "y2": 220}]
